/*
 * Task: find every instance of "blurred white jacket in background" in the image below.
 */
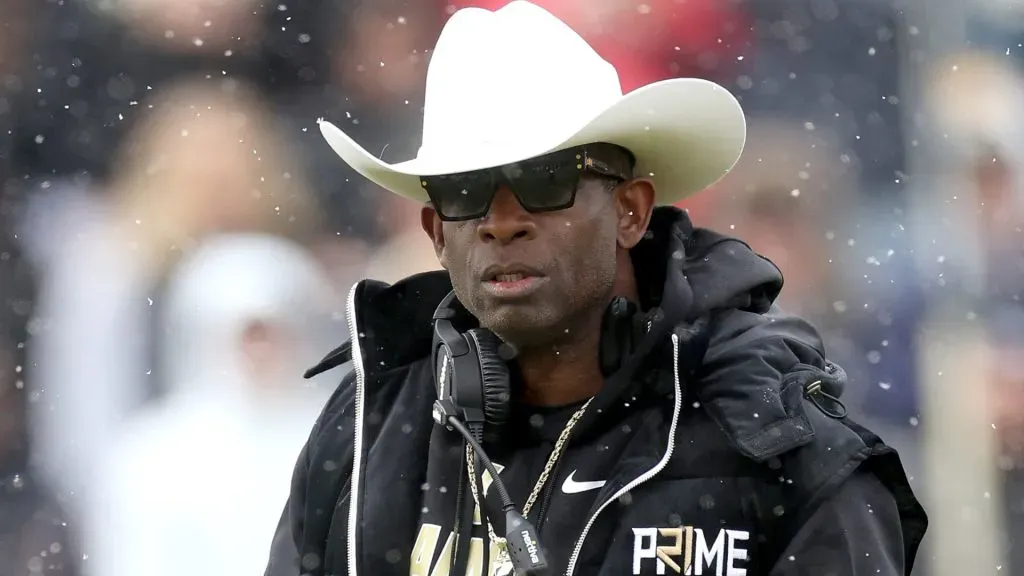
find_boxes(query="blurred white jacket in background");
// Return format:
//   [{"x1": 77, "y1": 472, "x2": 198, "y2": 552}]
[{"x1": 85, "y1": 233, "x2": 341, "y2": 576}]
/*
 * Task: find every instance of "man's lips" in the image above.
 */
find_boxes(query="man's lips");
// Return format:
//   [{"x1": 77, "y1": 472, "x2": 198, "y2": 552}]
[
  {"x1": 480, "y1": 264, "x2": 547, "y2": 298},
  {"x1": 490, "y1": 272, "x2": 533, "y2": 283},
  {"x1": 480, "y1": 264, "x2": 546, "y2": 283}
]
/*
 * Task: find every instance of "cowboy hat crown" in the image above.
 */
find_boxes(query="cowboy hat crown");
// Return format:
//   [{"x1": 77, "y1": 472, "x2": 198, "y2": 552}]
[{"x1": 318, "y1": 0, "x2": 746, "y2": 205}]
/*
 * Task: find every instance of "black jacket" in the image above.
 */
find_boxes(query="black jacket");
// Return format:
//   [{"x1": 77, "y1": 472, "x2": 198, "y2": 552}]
[{"x1": 265, "y1": 207, "x2": 927, "y2": 576}]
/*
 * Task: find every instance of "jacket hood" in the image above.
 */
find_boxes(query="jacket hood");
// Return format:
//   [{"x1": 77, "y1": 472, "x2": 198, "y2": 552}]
[
  {"x1": 630, "y1": 205, "x2": 783, "y2": 325},
  {"x1": 642, "y1": 209, "x2": 845, "y2": 463},
  {"x1": 569, "y1": 207, "x2": 840, "y2": 447}
]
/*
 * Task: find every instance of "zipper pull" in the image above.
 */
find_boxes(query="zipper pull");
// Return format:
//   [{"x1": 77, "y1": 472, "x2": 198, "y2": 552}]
[{"x1": 804, "y1": 380, "x2": 848, "y2": 419}]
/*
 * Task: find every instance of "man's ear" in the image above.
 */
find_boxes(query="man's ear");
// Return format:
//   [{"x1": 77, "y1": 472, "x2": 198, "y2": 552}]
[
  {"x1": 421, "y1": 206, "x2": 447, "y2": 264},
  {"x1": 614, "y1": 178, "x2": 656, "y2": 249}
]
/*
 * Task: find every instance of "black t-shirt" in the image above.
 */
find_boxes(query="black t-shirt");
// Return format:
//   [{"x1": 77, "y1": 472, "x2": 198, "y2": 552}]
[
  {"x1": 415, "y1": 397, "x2": 647, "y2": 575},
  {"x1": 484, "y1": 400, "x2": 590, "y2": 531}
]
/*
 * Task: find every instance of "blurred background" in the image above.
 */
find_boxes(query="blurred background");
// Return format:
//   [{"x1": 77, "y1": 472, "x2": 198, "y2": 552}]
[{"x1": 0, "y1": 0, "x2": 1021, "y2": 574}]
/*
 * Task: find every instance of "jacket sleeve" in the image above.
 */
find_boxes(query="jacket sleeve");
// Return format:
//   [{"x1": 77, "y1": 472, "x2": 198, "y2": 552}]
[{"x1": 768, "y1": 470, "x2": 906, "y2": 576}]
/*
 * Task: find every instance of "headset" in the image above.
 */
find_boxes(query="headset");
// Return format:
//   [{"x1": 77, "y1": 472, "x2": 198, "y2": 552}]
[
  {"x1": 430, "y1": 292, "x2": 545, "y2": 574},
  {"x1": 429, "y1": 290, "x2": 653, "y2": 575},
  {"x1": 430, "y1": 291, "x2": 513, "y2": 445},
  {"x1": 430, "y1": 291, "x2": 650, "y2": 441}
]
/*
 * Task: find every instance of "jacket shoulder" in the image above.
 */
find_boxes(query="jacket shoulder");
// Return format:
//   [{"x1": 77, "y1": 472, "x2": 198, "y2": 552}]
[
  {"x1": 680, "y1": 305, "x2": 911, "y2": 515},
  {"x1": 690, "y1": 306, "x2": 839, "y2": 463},
  {"x1": 294, "y1": 365, "x2": 360, "y2": 540},
  {"x1": 265, "y1": 366, "x2": 359, "y2": 576},
  {"x1": 679, "y1": 307, "x2": 926, "y2": 571}
]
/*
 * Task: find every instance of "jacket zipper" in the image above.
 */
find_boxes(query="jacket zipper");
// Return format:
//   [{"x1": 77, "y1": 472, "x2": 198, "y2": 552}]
[
  {"x1": 345, "y1": 282, "x2": 368, "y2": 576},
  {"x1": 563, "y1": 333, "x2": 684, "y2": 576}
]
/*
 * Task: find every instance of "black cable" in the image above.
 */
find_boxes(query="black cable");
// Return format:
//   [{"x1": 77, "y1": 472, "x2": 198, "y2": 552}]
[
  {"x1": 435, "y1": 401, "x2": 551, "y2": 574},
  {"x1": 445, "y1": 415, "x2": 516, "y2": 512}
]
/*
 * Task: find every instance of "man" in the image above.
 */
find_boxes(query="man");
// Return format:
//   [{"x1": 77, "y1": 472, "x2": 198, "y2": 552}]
[{"x1": 265, "y1": 3, "x2": 927, "y2": 575}]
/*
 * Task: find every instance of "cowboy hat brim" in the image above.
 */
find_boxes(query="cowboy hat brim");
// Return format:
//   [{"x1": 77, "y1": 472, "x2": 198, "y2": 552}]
[{"x1": 318, "y1": 77, "x2": 746, "y2": 206}]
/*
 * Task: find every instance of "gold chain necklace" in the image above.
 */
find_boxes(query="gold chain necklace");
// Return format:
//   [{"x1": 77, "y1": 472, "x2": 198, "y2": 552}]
[{"x1": 465, "y1": 396, "x2": 594, "y2": 576}]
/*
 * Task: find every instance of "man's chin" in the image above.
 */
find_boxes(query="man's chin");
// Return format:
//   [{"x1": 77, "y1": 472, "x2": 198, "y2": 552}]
[{"x1": 479, "y1": 309, "x2": 559, "y2": 350}]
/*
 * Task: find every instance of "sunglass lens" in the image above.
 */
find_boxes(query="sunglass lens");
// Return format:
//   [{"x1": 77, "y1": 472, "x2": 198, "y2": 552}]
[
  {"x1": 510, "y1": 162, "x2": 578, "y2": 212},
  {"x1": 423, "y1": 173, "x2": 494, "y2": 220}
]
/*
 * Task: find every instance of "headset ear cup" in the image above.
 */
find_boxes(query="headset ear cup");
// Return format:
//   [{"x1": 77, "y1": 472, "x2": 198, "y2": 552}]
[{"x1": 466, "y1": 328, "x2": 511, "y2": 442}]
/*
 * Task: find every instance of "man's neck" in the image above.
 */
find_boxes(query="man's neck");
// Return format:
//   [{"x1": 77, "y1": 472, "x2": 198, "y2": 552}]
[
  {"x1": 513, "y1": 309, "x2": 606, "y2": 407},
  {"x1": 514, "y1": 250, "x2": 641, "y2": 407},
  {"x1": 515, "y1": 340, "x2": 603, "y2": 407}
]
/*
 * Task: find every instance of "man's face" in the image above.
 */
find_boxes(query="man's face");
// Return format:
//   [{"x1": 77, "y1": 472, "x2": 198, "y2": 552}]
[{"x1": 421, "y1": 148, "x2": 654, "y2": 347}]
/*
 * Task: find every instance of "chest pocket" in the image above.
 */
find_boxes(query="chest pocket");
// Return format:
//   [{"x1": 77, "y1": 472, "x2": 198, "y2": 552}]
[{"x1": 584, "y1": 477, "x2": 780, "y2": 576}]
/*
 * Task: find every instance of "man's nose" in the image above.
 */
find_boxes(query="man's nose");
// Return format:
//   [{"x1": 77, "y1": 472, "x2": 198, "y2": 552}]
[{"x1": 476, "y1": 185, "x2": 537, "y2": 244}]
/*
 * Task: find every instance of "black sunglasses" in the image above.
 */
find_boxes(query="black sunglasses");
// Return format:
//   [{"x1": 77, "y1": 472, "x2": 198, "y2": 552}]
[{"x1": 419, "y1": 144, "x2": 634, "y2": 222}]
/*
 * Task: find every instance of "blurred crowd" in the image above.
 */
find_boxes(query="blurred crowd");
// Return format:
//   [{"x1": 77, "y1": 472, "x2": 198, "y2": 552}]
[{"x1": 0, "y1": 0, "x2": 1022, "y2": 574}]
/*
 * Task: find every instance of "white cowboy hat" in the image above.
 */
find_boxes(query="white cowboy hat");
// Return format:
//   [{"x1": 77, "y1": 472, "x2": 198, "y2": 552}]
[{"x1": 318, "y1": 0, "x2": 746, "y2": 205}]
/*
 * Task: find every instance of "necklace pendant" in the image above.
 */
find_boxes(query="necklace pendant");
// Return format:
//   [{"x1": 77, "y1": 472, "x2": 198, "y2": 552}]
[{"x1": 493, "y1": 546, "x2": 514, "y2": 576}]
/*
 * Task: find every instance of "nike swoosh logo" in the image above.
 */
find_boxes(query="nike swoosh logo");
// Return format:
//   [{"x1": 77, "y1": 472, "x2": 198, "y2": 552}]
[{"x1": 561, "y1": 470, "x2": 606, "y2": 494}]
